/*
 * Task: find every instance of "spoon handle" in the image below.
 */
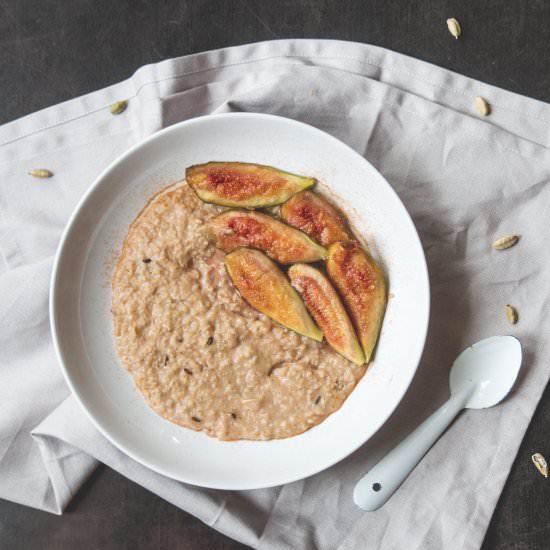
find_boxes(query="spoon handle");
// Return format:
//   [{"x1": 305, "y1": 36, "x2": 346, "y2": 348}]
[{"x1": 353, "y1": 388, "x2": 472, "y2": 511}]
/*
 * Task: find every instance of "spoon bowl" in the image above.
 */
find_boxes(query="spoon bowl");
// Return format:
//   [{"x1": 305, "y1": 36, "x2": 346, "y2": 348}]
[{"x1": 450, "y1": 336, "x2": 522, "y2": 409}]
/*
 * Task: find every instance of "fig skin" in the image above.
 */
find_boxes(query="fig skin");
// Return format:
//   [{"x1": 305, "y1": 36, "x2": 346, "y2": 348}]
[
  {"x1": 280, "y1": 190, "x2": 351, "y2": 247},
  {"x1": 208, "y1": 210, "x2": 327, "y2": 264},
  {"x1": 288, "y1": 264, "x2": 365, "y2": 365},
  {"x1": 326, "y1": 241, "x2": 387, "y2": 363},
  {"x1": 186, "y1": 162, "x2": 315, "y2": 208},
  {"x1": 224, "y1": 248, "x2": 322, "y2": 341}
]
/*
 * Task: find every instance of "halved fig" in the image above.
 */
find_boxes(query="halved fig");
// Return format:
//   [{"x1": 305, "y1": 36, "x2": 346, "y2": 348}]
[
  {"x1": 225, "y1": 248, "x2": 322, "y2": 341},
  {"x1": 326, "y1": 241, "x2": 387, "y2": 363},
  {"x1": 208, "y1": 210, "x2": 327, "y2": 264},
  {"x1": 288, "y1": 264, "x2": 365, "y2": 365},
  {"x1": 186, "y1": 162, "x2": 315, "y2": 208},
  {"x1": 280, "y1": 190, "x2": 351, "y2": 247}
]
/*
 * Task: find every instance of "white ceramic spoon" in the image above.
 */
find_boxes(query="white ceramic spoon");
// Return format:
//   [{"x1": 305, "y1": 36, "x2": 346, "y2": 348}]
[{"x1": 353, "y1": 335, "x2": 522, "y2": 511}]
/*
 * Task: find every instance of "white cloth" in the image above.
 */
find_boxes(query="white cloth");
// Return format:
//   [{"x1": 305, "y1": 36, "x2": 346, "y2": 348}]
[{"x1": 1, "y1": 39, "x2": 550, "y2": 550}]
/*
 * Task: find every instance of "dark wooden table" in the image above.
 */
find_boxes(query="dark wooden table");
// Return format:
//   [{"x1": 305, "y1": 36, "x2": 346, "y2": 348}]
[{"x1": 1, "y1": 1, "x2": 550, "y2": 548}]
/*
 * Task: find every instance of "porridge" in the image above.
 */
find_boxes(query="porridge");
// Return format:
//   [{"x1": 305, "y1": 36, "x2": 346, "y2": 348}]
[{"x1": 112, "y1": 183, "x2": 367, "y2": 440}]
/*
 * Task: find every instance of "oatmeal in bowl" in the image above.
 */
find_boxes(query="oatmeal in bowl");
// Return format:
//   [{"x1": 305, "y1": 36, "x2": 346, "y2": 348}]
[{"x1": 112, "y1": 162, "x2": 387, "y2": 440}]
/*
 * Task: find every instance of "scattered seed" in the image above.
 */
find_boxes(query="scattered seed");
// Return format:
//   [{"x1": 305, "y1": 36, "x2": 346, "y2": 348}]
[
  {"x1": 314, "y1": 396, "x2": 321, "y2": 405},
  {"x1": 164, "y1": 354, "x2": 169, "y2": 365},
  {"x1": 184, "y1": 368, "x2": 193, "y2": 375},
  {"x1": 191, "y1": 416, "x2": 201, "y2": 423},
  {"x1": 109, "y1": 100, "x2": 128, "y2": 115},
  {"x1": 492, "y1": 235, "x2": 519, "y2": 250},
  {"x1": 177, "y1": 337, "x2": 184, "y2": 343},
  {"x1": 206, "y1": 336, "x2": 214, "y2": 346},
  {"x1": 28, "y1": 169, "x2": 53, "y2": 178},
  {"x1": 475, "y1": 96, "x2": 491, "y2": 116},
  {"x1": 142, "y1": 258, "x2": 152, "y2": 263},
  {"x1": 506, "y1": 305, "x2": 518, "y2": 325},
  {"x1": 446, "y1": 18, "x2": 461, "y2": 39},
  {"x1": 532, "y1": 453, "x2": 548, "y2": 478},
  {"x1": 231, "y1": 412, "x2": 237, "y2": 420},
  {"x1": 241, "y1": 398, "x2": 258, "y2": 404}
]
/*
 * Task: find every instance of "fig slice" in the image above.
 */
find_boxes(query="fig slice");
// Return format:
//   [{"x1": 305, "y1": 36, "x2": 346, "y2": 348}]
[
  {"x1": 280, "y1": 190, "x2": 351, "y2": 247},
  {"x1": 224, "y1": 248, "x2": 322, "y2": 341},
  {"x1": 208, "y1": 210, "x2": 327, "y2": 264},
  {"x1": 326, "y1": 241, "x2": 387, "y2": 363},
  {"x1": 186, "y1": 162, "x2": 315, "y2": 208},
  {"x1": 288, "y1": 264, "x2": 365, "y2": 365}
]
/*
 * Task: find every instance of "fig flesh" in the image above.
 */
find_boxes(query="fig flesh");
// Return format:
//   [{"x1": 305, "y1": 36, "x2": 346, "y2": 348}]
[
  {"x1": 280, "y1": 190, "x2": 351, "y2": 247},
  {"x1": 326, "y1": 241, "x2": 386, "y2": 363},
  {"x1": 186, "y1": 162, "x2": 315, "y2": 208},
  {"x1": 288, "y1": 264, "x2": 365, "y2": 365},
  {"x1": 208, "y1": 210, "x2": 327, "y2": 264},
  {"x1": 225, "y1": 248, "x2": 322, "y2": 341}
]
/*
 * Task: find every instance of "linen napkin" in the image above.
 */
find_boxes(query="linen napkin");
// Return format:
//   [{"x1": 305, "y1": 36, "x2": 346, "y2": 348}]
[{"x1": 2, "y1": 39, "x2": 550, "y2": 550}]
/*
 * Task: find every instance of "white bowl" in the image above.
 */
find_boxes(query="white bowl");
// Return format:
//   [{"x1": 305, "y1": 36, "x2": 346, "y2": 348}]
[{"x1": 50, "y1": 113, "x2": 430, "y2": 490}]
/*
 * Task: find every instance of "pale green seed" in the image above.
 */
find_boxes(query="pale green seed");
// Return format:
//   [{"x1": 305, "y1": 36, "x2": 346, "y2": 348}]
[
  {"x1": 28, "y1": 169, "x2": 53, "y2": 178},
  {"x1": 109, "y1": 100, "x2": 128, "y2": 115},
  {"x1": 505, "y1": 304, "x2": 518, "y2": 325},
  {"x1": 446, "y1": 18, "x2": 461, "y2": 39},
  {"x1": 532, "y1": 453, "x2": 548, "y2": 478},
  {"x1": 492, "y1": 235, "x2": 519, "y2": 250},
  {"x1": 475, "y1": 96, "x2": 491, "y2": 116}
]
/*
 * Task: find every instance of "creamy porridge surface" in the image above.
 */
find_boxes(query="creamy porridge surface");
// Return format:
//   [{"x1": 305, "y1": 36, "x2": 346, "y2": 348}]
[{"x1": 112, "y1": 183, "x2": 367, "y2": 440}]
